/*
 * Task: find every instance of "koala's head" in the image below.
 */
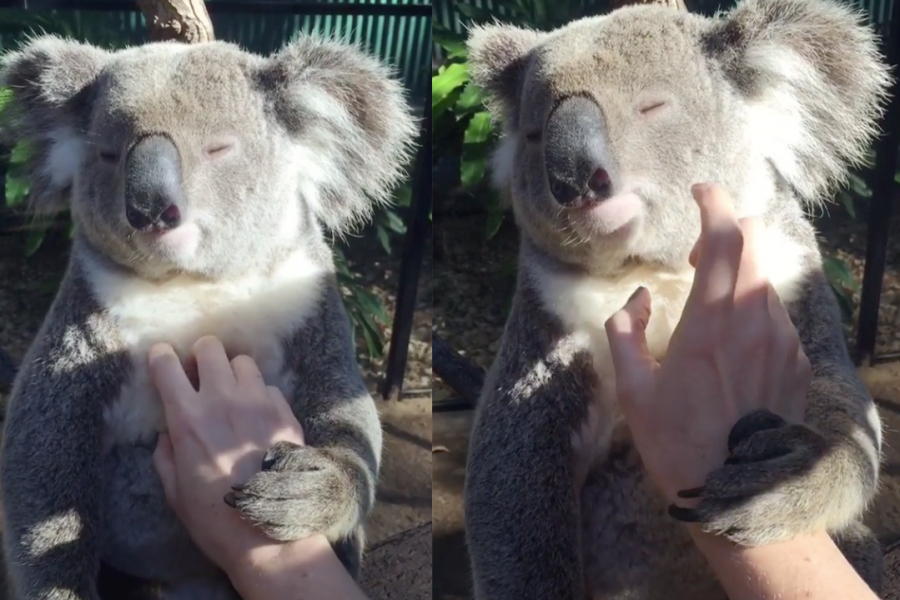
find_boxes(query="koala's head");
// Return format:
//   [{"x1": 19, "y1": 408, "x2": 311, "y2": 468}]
[
  {"x1": 0, "y1": 34, "x2": 417, "y2": 279},
  {"x1": 468, "y1": 0, "x2": 891, "y2": 272}
]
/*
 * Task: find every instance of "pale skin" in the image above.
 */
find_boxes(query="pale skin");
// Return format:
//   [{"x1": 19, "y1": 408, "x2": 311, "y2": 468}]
[
  {"x1": 147, "y1": 336, "x2": 370, "y2": 600},
  {"x1": 605, "y1": 182, "x2": 879, "y2": 600}
]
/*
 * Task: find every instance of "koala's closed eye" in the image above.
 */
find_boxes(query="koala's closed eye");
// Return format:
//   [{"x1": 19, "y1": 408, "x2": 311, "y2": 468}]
[
  {"x1": 99, "y1": 150, "x2": 120, "y2": 163},
  {"x1": 637, "y1": 100, "x2": 667, "y2": 116},
  {"x1": 203, "y1": 138, "x2": 237, "y2": 159}
]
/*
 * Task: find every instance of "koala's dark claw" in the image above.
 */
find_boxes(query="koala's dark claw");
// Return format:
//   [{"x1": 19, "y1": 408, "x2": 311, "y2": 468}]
[
  {"x1": 261, "y1": 453, "x2": 277, "y2": 471},
  {"x1": 223, "y1": 492, "x2": 238, "y2": 508},
  {"x1": 668, "y1": 504, "x2": 703, "y2": 523},
  {"x1": 231, "y1": 483, "x2": 246, "y2": 492},
  {"x1": 676, "y1": 486, "x2": 705, "y2": 499},
  {"x1": 727, "y1": 410, "x2": 787, "y2": 454}
]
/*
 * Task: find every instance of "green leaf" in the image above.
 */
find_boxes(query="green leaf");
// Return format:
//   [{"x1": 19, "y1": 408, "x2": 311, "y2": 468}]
[
  {"x1": 460, "y1": 140, "x2": 492, "y2": 189},
  {"x1": 355, "y1": 289, "x2": 390, "y2": 326},
  {"x1": 822, "y1": 254, "x2": 860, "y2": 294},
  {"x1": 393, "y1": 181, "x2": 412, "y2": 207},
  {"x1": 486, "y1": 209, "x2": 506, "y2": 239},
  {"x1": 432, "y1": 87, "x2": 463, "y2": 121},
  {"x1": 460, "y1": 156, "x2": 486, "y2": 189},
  {"x1": 360, "y1": 319, "x2": 384, "y2": 359},
  {"x1": 24, "y1": 225, "x2": 46, "y2": 257},
  {"x1": 847, "y1": 172, "x2": 871, "y2": 199},
  {"x1": 455, "y1": 84, "x2": 488, "y2": 113},
  {"x1": 9, "y1": 141, "x2": 35, "y2": 166},
  {"x1": 433, "y1": 28, "x2": 467, "y2": 59},
  {"x1": 0, "y1": 87, "x2": 12, "y2": 112},
  {"x1": 432, "y1": 63, "x2": 469, "y2": 109},
  {"x1": 463, "y1": 112, "x2": 494, "y2": 145},
  {"x1": 838, "y1": 191, "x2": 856, "y2": 219},
  {"x1": 5, "y1": 174, "x2": 30, "y2": 208},
  {"x1": 383, "y1": 209, "x2": 407, "y2": 234},
  {"x1": 376, "y1": 225, "x2": 391, "y2": 255}
]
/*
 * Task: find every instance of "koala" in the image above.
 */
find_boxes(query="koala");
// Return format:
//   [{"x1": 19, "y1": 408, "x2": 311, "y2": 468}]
[
  {"x1": 462, "y1": 0, "x2": 892, "y2": 598},
  {"x1": 0, "y1": 33, "x2": 416, "y2": 600}
]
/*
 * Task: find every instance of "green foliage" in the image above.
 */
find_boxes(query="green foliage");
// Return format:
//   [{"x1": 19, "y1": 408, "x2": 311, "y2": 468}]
[
  {"x1": 822, "y1": 253, "x2": 861, "y2": 324},
  {"x1": 432, "y1": 22, "x2": 507, "y2": 238}
]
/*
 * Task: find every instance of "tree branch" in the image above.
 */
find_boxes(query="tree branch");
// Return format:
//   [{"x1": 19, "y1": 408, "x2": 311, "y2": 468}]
[
  {"x1": 136, "y1": 0, "x2": 215, "y2": 43},
  {"x1": 610, "y1": 0, "x2": 687, "y2": 10}
]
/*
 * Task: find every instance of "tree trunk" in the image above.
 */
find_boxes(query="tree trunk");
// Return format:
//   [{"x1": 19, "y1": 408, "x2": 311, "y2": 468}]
[
  {"x1": 609, "y1": 0, "x2": 688, "y2": 10},
  {"x1": 136, "y1": 0, "x2": 215, "y2": 43}
]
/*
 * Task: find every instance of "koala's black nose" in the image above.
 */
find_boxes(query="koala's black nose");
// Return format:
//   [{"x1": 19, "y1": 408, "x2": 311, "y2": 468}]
[
  {"x1": 124, "y1": 135, "x2": 184, "y2": 231},
  {"x1": 545, "y1": 96, "x2": 613, "y2": 207}
]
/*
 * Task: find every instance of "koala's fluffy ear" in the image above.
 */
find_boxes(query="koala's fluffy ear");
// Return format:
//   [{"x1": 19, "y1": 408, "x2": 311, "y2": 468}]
[
  {"x1": 466, "y1": 24, "x2": 545, "y2": 123},
  {"x1": 703, "y1": 0, "x2": 893, "y2": 205},
  {"x1": 259, "y1": 35, "x2": 418, "y2": 234},
  {"x1": 0, "y1": 35, "x2": 110, "y2": 213}
]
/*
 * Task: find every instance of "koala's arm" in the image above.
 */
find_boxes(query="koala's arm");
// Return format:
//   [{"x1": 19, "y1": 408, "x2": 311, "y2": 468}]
[
  {"x1": 670, "y1": 265, "x2": 880, "y2": 546},
  {"x1": 1, "y1": 262, "x2": 129, "y2": 600},
  {"x1": 228, "y1": 278, "x2": 381, "y2": 552},
  {"x1": 465, "y1": 284, "x2": 594, "y2": 600}
]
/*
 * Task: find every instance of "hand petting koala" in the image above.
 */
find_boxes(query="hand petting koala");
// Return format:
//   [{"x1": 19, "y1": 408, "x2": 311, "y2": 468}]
[
  {"x1": 0, "y1": 34, "x2": 416, "y2": 600},
  {"x1": 462, "y1": 0, "x2": 891, "y2": 599}
]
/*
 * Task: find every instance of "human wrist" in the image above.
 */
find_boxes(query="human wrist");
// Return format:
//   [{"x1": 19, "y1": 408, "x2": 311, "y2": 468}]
[
  {"x1": 685, "y1": 524, "x2": 878, "y2": 600},
  {"x1": 227, "y1": 534, "x2": 368, "y2": 600}
]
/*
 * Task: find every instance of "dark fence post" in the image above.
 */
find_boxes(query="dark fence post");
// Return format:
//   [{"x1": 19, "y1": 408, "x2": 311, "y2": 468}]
[
  {"x1": 855, "y1": 15, "x2": 900, "y2": 366},
  {"x1": 380, "y1": 107, "x2": 432, "y2": 401},
  {"x1": 432, "y1": 329, "x2": 486, "y2": 413}
]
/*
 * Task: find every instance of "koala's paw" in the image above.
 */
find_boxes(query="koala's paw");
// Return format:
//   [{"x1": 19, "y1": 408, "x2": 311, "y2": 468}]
[
  {"x1": 667, "y1": 409, "x2": 848, "y2": 546},
  {"x1": 225, "y1": 441, "x2": 359, "y2": 542}
]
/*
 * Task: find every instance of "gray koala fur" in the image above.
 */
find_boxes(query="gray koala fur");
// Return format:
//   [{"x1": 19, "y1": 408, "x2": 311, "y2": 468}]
[
  {"x1": 462, "y1": 0, "x2": 893, "y2": 598},
  {"x1": 0, "y1": 33, "x2": 417, "y2": 600}
]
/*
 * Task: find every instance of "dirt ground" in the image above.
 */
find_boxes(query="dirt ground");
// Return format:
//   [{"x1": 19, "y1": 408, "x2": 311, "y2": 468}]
[
  {"x1": 0, "y1": 218, "x2": 433, "y2": 595},
  {"x1": 432, "y1": 197, "x2": 900, "y2": 599}
]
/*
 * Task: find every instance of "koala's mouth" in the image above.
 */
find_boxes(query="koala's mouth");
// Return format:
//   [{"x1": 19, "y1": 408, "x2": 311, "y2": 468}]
[
  {"x1": 570, "y1": 191, "x2": 642, "y2": 237},
  {"x1": 135, "y1": 222, "x2": 202, "y2": 260}
]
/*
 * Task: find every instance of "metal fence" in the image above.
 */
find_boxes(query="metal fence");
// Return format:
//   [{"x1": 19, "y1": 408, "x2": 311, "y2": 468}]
[{"x1": 0, "y1": 0, "x2": 431, "y2": 100}]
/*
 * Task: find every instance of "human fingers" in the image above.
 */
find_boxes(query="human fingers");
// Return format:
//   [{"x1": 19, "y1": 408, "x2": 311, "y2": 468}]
[
  {"x1": 267, "y1": 386, "x2": 305, "y2": 445},
  {"x1": 148, "y1": 343, "x2": 198, "y2": 432},
  {"x1": 193, "y1": 336, "x2": 236, "y2": 392},
  {"x1": 152, "y1": 432, "x2": 178, "y2": 506},
  {"x1": 605, "y1": 287, "x2": 658, "y2": 408},
  {"x1": 230, "y1": 354, "x2": 264, "y2": 392},
  {"x1": 683, "y1": 183, "x2": 744, "y2": 319},
  {"x1": 733, "y1": 216, "x2": 769, "y2": 301},
  {"x1": 764, "y1": 285, "x2": 811, "y2": 422}
]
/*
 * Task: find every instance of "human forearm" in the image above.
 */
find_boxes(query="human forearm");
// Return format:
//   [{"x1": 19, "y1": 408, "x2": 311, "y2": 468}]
[
  {"x1": 688, "y1": 525, "x2": 878, "y2": 600},
  {"x1": 228, "y1": 534, "x2": 370, "y2": 600}
]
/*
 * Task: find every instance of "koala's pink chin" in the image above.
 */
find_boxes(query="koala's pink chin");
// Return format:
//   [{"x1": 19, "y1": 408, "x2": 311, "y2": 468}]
[
  {"x1": 583, "y1": 191, "x2": 641, "y2": 236},
  {"x1": 147, "y1": 222, "x2": 200, "y2": 260}
]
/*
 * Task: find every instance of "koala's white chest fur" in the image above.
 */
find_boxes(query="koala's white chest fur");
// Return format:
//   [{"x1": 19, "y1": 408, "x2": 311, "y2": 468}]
[
  {"x1": 83, "y1": 250, "x2": 327, "y2": 449},
  {"x1": 532, "y1": 226, "x2": 809, "y2": 483}
]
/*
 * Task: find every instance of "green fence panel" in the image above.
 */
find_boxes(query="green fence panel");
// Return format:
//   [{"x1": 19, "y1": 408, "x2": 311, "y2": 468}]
[
  {"x1": 434, "y1": 0, "x2": 894, "y2": 39},
  {"x1": 0, "y1": 0, "x2": 431, "y2": 101}
]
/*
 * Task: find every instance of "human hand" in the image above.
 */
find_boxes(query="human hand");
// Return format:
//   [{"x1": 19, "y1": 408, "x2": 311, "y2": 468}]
[
  {"x1": 604, "y1": 183, "x2": 811, "y2": 505},
  {"x1": 148, "y1": 336, "x2": 306, "y2": 574}
]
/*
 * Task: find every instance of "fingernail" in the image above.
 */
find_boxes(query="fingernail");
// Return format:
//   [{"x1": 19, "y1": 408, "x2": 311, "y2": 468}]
[
  {"x1": 691, "y1": 182, "x2": 711, "y2": 198},
  {"x1": 628, "y1": 286, "x2": 646, "y2": 303}
]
